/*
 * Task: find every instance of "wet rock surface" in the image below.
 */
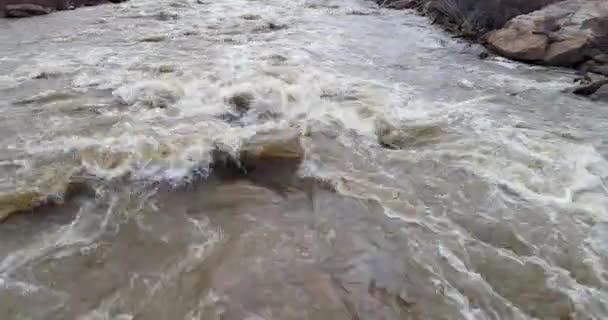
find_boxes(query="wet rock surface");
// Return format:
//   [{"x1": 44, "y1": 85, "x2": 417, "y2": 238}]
[
  {"x1": 572, "y1": 79, "x2": 608, "y2": 102},
  {"x1": 212, "y1": 129, "x2": 304, "y2": 178},
  {"x1": 1, "y1": 0, "x2": 128, "y2": 18},
  {"x1": 4, "y1": 3, "x2": 52, "y2": 17},
  {"x1": 239, "y1": 129, "x2": 304, "y2": 170},
  {"x1": 375, "y1": 118, "x2": 445, "y2": 150}
]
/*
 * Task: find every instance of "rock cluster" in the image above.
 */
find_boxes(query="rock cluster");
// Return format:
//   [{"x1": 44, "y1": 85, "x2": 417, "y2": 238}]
[{"x1": 486, "y1": 0, "x2": 608, "y2": 73}]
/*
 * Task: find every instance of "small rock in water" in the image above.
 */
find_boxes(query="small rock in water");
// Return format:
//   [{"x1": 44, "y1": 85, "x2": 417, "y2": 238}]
[
  {"x1": 386, "y1": 0, "x2": 417, "y2": 10},
  {"x1": 479, "y1": 51, "x2": 490, "y2": 60},
  {"x1": 210, "y1": 129, "x2": 304, "y2": 177},
  {"x1": 157, "y1": 65, "x2": 176, "y2": 73},
  {"x1": 114, "y1": 81, "x2": 184, "y2": 109},
  {"x1": 239, "y1": 129, "x2": 304, "y2": 171},
  {"x1": 268, "y1": 54, "x2": 288, "y2": 64},
  {"x1": 240, "y1": 13, "x2": 261, "y2": 20},
  {"x1": 572, "y1": 79, "x2": 608, "y2": 97},
  {"x1": 227, "y1": 92, "x2": 255, "y2": 114},
  {"x1": 375, "y1": 118, "x2": 445, "y2": 149},
  {"x1": 32, "y1": 71, "x2": 59, "y2": 80},
  {"x1": 139, "y1": 35, "x2": 168, "y2": 43},
  {"x1": 254, "y1": 21, "x2": 288, "y2": 33},
  {"x1": 182, "y1": 30, "x2": 200, "y2": 36},
  {"x1": 154, "y1": 11, "x2": 179, "y2": 21}
]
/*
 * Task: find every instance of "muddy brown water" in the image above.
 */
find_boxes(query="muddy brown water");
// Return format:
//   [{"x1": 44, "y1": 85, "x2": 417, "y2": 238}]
[{"x1": 1, "y1": 0, "x2": 608, "y2": 319}]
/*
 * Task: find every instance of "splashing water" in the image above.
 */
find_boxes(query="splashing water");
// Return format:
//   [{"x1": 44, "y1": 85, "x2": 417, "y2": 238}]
[{"x1": 1, "y1": 0, "x2": 607, "y2": 319}]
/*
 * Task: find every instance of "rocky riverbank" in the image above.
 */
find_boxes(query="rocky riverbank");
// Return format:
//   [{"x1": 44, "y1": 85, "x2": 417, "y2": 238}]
[
  {"x1": 379, "y1": 0, "x2": 608, "y2": 100},
  {"x1": 0, "y1": 0, "x2": 127, "y2": 18}
]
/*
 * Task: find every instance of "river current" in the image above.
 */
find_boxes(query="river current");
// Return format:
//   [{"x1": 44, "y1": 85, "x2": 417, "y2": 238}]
[{"x1": 1, "y1": 0, "x2": 608, "y2": 319}]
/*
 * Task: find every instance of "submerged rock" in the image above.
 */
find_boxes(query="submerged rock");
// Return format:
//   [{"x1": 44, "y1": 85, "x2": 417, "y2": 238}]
[
  {"x1": 375, "y1": 118, "x2": 445, "y2": 149},
  {"x1": 0, "y1": 190, "x2": 44, "y2": 221},
  {"x1": 0, "y1": 176, "x2": 96, "y2": 222},
  {"x1": 113, "y1": 81, "x2": 184, "y2": 109}
]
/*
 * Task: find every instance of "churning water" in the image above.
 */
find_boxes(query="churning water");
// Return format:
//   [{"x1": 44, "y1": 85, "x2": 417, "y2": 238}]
[{"x1": 1, "y1": 0, "x2": 607, "y2": 319}]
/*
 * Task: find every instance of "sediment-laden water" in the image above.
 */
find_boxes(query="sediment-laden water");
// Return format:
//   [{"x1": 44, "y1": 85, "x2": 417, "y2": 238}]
[{"x1": 1, "y1": 0, "x2": 607, "y2": 319}]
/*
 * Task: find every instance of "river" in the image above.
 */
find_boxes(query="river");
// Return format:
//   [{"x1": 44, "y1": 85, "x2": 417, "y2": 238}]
[{"x1": 1, "y1": 0, "x2": 607, "y2": 319}]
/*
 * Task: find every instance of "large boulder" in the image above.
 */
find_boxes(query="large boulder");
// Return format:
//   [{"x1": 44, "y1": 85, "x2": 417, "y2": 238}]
[
  {"x1": 1, "y1": 0, "x2": 127, "y2": 18},
  {"x1": 486, "y1": 0, "x2": 608, "y2": 71}
]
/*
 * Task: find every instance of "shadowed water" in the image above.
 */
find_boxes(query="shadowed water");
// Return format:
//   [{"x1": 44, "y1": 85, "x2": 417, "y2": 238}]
[{"x1": 1, "y1": 0, "x2": 608, "y2": 319}]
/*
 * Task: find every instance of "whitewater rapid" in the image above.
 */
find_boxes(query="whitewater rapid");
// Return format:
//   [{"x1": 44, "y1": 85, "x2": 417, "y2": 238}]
[{"x1": 1, "y1": 0, "x2": 607, "y2": 319}]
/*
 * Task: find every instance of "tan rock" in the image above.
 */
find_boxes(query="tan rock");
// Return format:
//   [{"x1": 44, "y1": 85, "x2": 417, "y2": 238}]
[
  {"x1": 592, "y1": 54, "x2": 608, "y2": 64},
  {"x1": 544, "y1": 38, "x2": 589, "y2": 66},
  {"x1": 239, "y1": 129, "x2": 304, "y2": 170},
  {"x1": 0, "y1": 190, "x2": 43, "y2": 221},
  {"x1": 487, "y1": 29, "x2": 548, "y2": 61},
  {"x1": 486, "y1": 0, "x2": 608, "y2": 67}
]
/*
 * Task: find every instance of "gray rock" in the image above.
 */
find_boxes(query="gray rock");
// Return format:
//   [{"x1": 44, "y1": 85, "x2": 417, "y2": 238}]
[
  {"x1": 572, "y1": 79, "x2": 608, "y2": 96},
  {"x1": 227, "y1": 92, "x2": 255, "y2": 114},
  {"x1": 382, "y1": 0, "x2": 417, "y2": 9},
  {"x1": 580, "y1": 60, "x2": 608, "y2": 77},
  {"x1": 5, "y1": 4, "x2": 52, "y2": 17},
  {"x1": 592, "y1": 84, "x2": 608, "y2": 102}
]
